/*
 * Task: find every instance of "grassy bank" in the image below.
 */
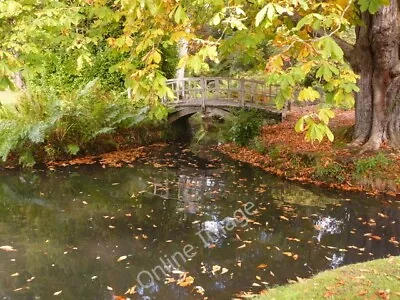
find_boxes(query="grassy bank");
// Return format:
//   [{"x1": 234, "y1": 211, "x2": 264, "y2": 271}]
[
  {"x1": 258, "y1": 256, "x2": 400, "y2": 299},
  {"x1": 217, "y1": 108, "x2": 400, "y2": 196}
]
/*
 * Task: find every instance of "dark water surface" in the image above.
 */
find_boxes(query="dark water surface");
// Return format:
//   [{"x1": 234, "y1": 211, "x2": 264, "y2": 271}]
[{"x1": 0, "y1": 145, "x2": 399, "y2": 299}]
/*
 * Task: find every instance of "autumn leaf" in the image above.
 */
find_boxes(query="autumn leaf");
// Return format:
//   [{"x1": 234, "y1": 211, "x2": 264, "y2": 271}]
[
  {"x1": 212, "y1": 265, "x2": 221, "y2": 274},
  {"x1": 257, "y1": 264, "x2": 268, "y2": 269},
  {"x1": 177, "y1": 275, "x2": 194, "y2": 287},
  {"x1": 117, "y1": 255, "x2": 127, "y2": 262}
]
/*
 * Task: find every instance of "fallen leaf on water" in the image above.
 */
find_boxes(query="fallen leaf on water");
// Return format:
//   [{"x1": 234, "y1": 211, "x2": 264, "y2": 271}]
[
  {"x1": 0, "y1": 245, "x2": 17, "y2": 252},
  {"x1": 270, "y1": 271, "x2": 275, "y2": 277},
  {"x1": 280, "y1": 216, "x2": 289, "y2": 221},
  {"x1": 221, "y1": 268, "x2": 229, "y2": 275},
  {"x1": 165, "y1": 277, "x2": 176, "y2": 284},
  {"x1": 54, "y1": 290, "x2": 62, "y2": 296},
  {"x1": 252, "y1": 283, "x2": 261, "y2": 287},
  {"x1": 257, "y1": 264, "x2": 268, "y2": 269},
  {"x1": 212, "y1": 265, "x2": 221, "y2": 274},
  {"x1": 194, "y1": 285, "x2": 205, "y2": 295},
  {"x1": 177, "y1": 275, "x2": 194, "y2": 287},
  {"x1": 91, "y1": 276, "x2": 98, "y2": 280},
  {"x1": 237, "y1": 244, "x2": 246, "y2": 249},
  {"x1": 283, "y1": 252, "x2": 293, "y2": 257},
  {"x1": 11, "y1": 273, "x2": 19, "y2": 277},
  {"x1": 124, "y1": 285, "x2": 136, "y2": 294},
  {"x1": 117, "y1": 256, "x2": 127, "y2": 262},
  {"x1": 286, "y1": 237, "x2": 301, "y2": 242}
]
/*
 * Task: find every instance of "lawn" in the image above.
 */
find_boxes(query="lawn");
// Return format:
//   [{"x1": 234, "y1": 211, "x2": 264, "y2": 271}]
[{"x1": 259, "y1": 257, "x2": 400, "y2": 300}]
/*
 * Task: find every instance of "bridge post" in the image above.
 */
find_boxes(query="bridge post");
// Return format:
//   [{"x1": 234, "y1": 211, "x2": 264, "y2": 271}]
[
  {"x1": 200, "y1": 77, "x2": 206, "y2": 112},
  {"x1": 240, "y1": 78, "x2": 245, "y2": 108}
]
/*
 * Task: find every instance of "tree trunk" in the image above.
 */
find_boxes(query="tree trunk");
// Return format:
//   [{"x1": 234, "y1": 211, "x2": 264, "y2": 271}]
[{"x1": 350, "y1": 1, "x2": 400, "y2": 151}]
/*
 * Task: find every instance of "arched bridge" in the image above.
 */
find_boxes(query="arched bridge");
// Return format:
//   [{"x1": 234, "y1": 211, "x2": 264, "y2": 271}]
[{"x1": 162, "y1": 77, "x2": 285, "y2": 123}]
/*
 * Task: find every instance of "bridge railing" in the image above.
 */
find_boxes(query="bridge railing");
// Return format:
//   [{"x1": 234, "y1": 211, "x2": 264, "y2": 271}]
[{"x1": 162, "y1": 77, "x2": 280, "y2": 108}]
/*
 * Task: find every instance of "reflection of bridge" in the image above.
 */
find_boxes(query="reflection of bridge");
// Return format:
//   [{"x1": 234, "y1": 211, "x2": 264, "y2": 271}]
[
  {"x1": 152, "y1": 173, "x2": 225, "y2": 213},
  {"x1": 163, "y1": 77, "x2": 285, "y2": 123}
]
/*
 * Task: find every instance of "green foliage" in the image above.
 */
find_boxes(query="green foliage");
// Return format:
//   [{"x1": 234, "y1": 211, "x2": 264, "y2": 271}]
[
  {"x1": 0, "y1": 81, "x2": 157, "y2": 166},
  {"x1": 268, "y1": 145, "x2": 282, "y2": 160},
  {"x1": 249, "y1": 136, "x2": 267, "y2": 154},
  {"x1": 314, "y1": 162, "x2": 346, "y2": 183},
  {"x1": 227, "y1": 109, "x2": 264, "y2": 146},
  {"x1": 32, "y1": 46, "x2": 128, "y2": 93},
  {"x1": 354, "y1": 152, "x2": 391, "y2": 175}
]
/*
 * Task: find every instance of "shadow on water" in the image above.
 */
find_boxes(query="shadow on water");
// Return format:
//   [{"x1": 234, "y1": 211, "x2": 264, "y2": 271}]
[{"x1": 0, "y1": 144, "x2": 399, "y2": 299}]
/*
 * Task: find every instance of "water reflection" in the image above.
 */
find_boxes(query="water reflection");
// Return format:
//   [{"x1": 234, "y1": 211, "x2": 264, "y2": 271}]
[{"x1": 0, "y1": 145, "x2": 399, "y2": 299}]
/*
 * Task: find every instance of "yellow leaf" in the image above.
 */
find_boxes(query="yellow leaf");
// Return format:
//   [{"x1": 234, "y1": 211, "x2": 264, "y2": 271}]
[{"x1": 117, "y1": 255, "x2": 127, "y2": 262}]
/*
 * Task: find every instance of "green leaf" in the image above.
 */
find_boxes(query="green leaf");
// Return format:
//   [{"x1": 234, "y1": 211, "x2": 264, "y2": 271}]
[
  {"x1": 358, "y1": 0, "x2": 389, "y2": 14},
  {"x1": 295, "y1": 117, "x2": 305, "y2": 132},
  {"x1": 326, "y1": 127, "x2": 334, "y2": 142},
  {"x1": 174, "y1": 5, "x2": 188, "y2": 24},
  {"x1": 255, "y1": 6, "x2": 268, "y2": 27},
  {"x1": 67, "y1": 144, "x2": 80, "y2": 156},
  {"x1": 211, "y1": 13, "x2": 221, "y2": 26},
  {"x1": 319, "y1": 37, "x2": 344, "y2": 61},
  {"x1": 316, "y1": 63, "x2": 333, "y2": 81},
  {"x1": 298, "y1": 87, "x2": 320, "y2": 102}
]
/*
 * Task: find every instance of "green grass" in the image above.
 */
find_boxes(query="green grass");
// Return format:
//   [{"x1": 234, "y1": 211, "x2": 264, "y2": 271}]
[{"x1": 259, "y1": 257, "x2": 400, "y2": 299}]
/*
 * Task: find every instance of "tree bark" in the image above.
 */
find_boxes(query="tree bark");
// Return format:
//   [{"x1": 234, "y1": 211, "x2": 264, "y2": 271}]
[{"x1": 349, "y1": 1, "x2": 400, "y2": 151}]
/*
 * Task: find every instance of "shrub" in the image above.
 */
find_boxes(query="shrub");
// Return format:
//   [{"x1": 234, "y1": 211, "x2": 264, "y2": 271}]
[{"x1": 227, "y1": 109, "x2": 264, "y2": 146}]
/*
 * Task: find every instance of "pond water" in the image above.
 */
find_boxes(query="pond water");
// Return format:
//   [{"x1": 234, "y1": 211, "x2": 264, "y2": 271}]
[{"x1": 0, "y1": 144, "x2": 399, "y2": 299}]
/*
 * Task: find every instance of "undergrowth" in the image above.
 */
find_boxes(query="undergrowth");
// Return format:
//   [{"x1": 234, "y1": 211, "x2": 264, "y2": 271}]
[{"x1": 0, "y1": 80, "x2": 161, "y2": 167}]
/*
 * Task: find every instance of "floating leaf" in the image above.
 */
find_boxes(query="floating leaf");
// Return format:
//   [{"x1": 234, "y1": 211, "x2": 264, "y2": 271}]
[{"x1": 117, "y1": 256, "x2": 127, "y2": 262}]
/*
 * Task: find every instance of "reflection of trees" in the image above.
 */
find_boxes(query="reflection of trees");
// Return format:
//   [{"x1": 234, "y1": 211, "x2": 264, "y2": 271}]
[{"x1": 0, "y1": 157, "x2": 399, "y2": 299}]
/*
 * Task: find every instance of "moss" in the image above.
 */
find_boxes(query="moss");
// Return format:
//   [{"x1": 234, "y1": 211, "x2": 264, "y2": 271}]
[{"x1": 258, "y1": 257, "x2": 400, "y2": 300}]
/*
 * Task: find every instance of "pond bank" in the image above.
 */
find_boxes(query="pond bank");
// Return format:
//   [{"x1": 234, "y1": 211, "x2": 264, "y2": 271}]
[
  {"x1": 217, "y1": 108, "x2": 400, "y2": 197},
  {"x1": 257, "y1": 256, "x2": 400, "y2": 299}
]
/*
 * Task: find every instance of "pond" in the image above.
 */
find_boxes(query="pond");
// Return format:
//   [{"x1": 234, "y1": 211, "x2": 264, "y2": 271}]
[{"x1": 0, "y1": 144, "x2": 399, "y2": 299}]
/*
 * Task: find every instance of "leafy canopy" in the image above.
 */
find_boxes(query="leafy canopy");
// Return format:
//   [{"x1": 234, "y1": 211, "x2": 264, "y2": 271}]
[{"x1": 0, "y1": 0, "x2": 389, "y2": 142}]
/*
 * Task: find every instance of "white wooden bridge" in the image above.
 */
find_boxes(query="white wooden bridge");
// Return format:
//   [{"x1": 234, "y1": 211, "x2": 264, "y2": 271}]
[{"x1": 162, "y1": 77, "x2": 284, "y2": 123}]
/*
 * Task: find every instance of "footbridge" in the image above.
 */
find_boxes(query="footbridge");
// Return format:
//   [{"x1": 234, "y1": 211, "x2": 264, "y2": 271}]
[{"x1": 162, "y1": 77, "x2": 284, "y2": 123}]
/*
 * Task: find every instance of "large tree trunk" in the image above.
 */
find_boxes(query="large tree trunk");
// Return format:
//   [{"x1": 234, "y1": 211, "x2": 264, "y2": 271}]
[{"x1": 350, "y1": 0, "x2": 400, "y2": 151}]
